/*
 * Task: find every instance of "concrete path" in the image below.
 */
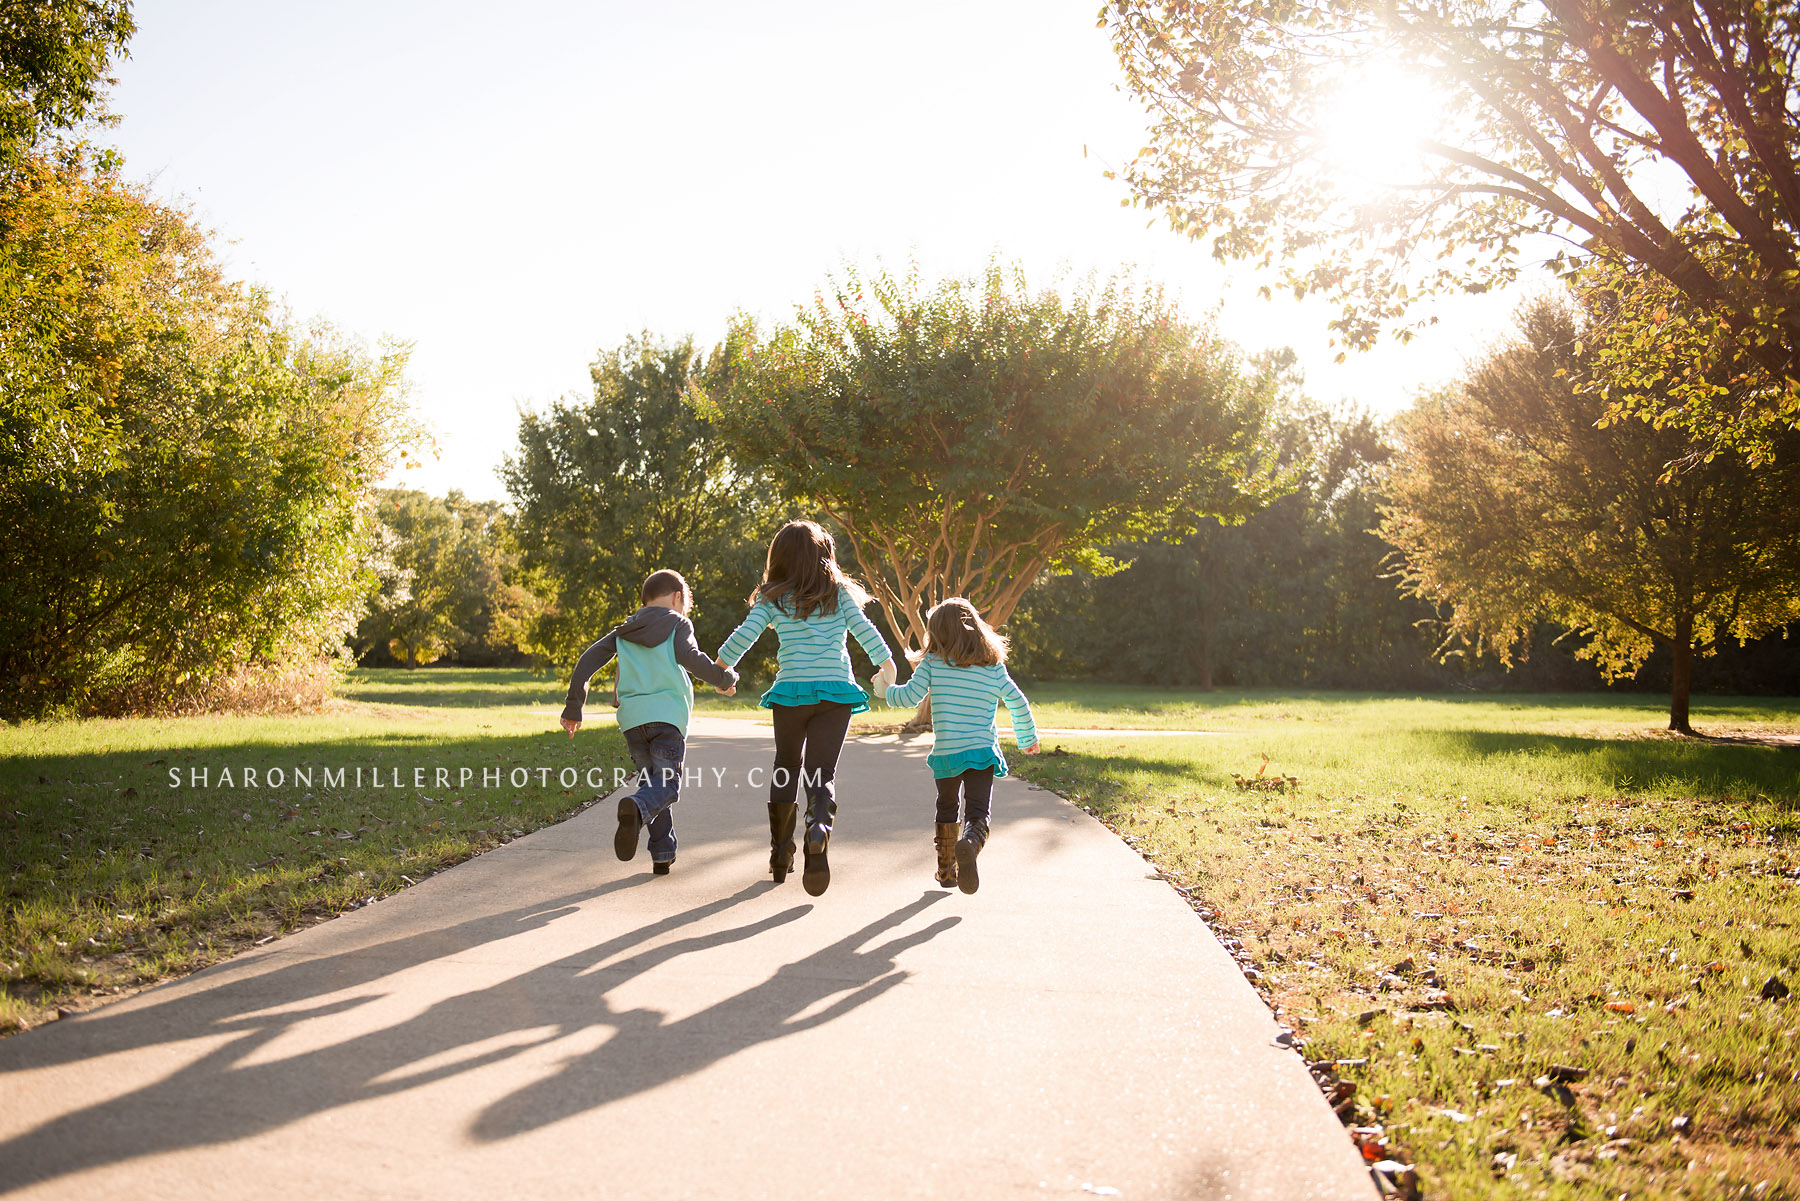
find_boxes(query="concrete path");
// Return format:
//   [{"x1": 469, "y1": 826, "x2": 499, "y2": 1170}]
[{"x1": 0, "y1": 717, "x2": 1374, "y2": 1201}]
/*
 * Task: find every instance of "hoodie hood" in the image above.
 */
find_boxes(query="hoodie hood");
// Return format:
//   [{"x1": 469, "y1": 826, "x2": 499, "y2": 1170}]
[{"x1": 617, "y1": 605, "x2": 685, "y2": 648}]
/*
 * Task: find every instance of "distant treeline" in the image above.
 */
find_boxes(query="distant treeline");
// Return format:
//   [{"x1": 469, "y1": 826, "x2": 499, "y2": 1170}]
[
  {"x1": 361, "y1": 367, "x2": 1793, "y2": 696},
  {"x1": 999, "y1": 404, "x2": 1800, "y2": 696}
]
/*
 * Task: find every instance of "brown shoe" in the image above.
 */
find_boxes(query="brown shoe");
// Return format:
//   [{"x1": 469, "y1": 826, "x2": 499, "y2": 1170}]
[
  {"x1": 933, "y1": 822, "x2": 960, "y2": 889},
  {"x1": 956, "y1": 817, "x2": 989, "y2": 894}
]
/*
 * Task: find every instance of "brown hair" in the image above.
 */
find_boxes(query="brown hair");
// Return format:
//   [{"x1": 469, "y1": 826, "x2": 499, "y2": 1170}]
[
  {"x1": 912, "y1": 597, "x2": 1008, "y2": 667},
  {"x1": 751, "y1": 520, "x2": 867, "y2": 619},
  {"x1": 641, "y1": 569, "x2": 688, "y2": 605}
]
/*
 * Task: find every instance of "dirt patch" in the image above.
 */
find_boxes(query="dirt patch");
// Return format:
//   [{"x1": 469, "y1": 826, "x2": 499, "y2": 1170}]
[{"x1": 1638, "y1": 727, "x2": 1800, "y2": 748}]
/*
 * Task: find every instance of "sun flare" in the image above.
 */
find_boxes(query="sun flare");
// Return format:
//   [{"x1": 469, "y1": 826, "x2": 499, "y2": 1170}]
[{"x1": 1311, "y1": 69, "x2": 1444, "y2": 188}]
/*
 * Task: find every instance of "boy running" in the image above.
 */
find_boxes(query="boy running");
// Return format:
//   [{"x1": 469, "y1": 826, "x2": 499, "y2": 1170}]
[{"x1": 561, "y1": 569, "x2": 738, "y2": 875}]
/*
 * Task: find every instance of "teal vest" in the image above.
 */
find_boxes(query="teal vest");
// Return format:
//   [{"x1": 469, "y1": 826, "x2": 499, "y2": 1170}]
[{"x1": 615, "y1": 638, "x2": 695, "y2": 735}]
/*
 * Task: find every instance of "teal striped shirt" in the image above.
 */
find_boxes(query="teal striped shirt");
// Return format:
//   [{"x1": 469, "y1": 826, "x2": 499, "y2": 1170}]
[
  {"x1": 883, "y1": 654, "x2": 1037, "y2": 778},
  {"x1": 719, "y1": 584, "x2": 894, "y2": 711}
]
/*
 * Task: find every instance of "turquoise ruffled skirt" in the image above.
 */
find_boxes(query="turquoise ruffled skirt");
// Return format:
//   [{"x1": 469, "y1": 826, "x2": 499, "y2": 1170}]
[
  {"x1": 927, "y1": 745, "x2": 1008, "y2": 779},
  {"x1": 761, "y1": 678, "x2": 871, "y2": 715}
]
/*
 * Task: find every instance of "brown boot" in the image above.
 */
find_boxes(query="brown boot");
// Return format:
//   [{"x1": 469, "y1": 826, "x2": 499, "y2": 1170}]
[
  {"x1": 933, "y1": 822, "x2": 960, "y2": 889},
  {"x1": 956, "y1": 816, "x2": 989, "y2": 894}
]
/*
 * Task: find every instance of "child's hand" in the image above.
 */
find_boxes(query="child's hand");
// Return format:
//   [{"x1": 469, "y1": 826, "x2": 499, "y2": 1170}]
[
  {"x1": 717, "y1": 684, "x2": 736, "y2": 696},
  {"x1": 560, "y1": 717, "x2": 581, "y2": 737},
  {"x1": 875, "y1": 657, "x2": 898, "y2": 690},
  {"x1": 1021, "y1": 741, "x2": 1040, "y2": 755}
]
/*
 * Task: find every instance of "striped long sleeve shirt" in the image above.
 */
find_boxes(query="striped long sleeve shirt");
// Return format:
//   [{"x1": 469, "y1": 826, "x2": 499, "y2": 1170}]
[
  {"x1": 718, "y1": 584, "x2": 894, "y2": 712},
  {"x1": 883, "y1": 654, "x2": 1037, "y2": 778}
]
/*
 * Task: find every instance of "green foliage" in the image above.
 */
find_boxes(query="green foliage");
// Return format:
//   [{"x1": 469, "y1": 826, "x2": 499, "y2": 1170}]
[
  {"x1": 1381, "y1": 290, "x2": 1800, "y2": 732},
  {"x1": 692, "y1": 260, "x2": 1277, "y2": 650},
  {"x1": 0, "y1": 0, "x2": 134, "y2": 172},
  {"x1": 355, "y1": 489, "x2": 540, "y2": 668},
  {"x1": 500, "y1": 335, "x2": 784, "y2": 676},
  {"x1": 1103, "y1": 0, "x2": 1800, "y2": 444},
  {"x1": 0, "y1": 155, "x2": 419, "y2": 718},
  {"x1": 1582, "y1": 256, "x2": 1797, "y2": 465},
  {"x1": 1011, "y1": 394, "x2": 1450, "y2": 688}
]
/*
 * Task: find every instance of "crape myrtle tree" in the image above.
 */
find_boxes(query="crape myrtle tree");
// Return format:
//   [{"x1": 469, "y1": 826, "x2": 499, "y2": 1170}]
[
  {"x1": 1380, "y1": 288, "x2": 1800, "y2": 734},
  {"x1": 1103, "y1": 0, "x2": 1800, "y2": 457},
  {"x1": 502, "y1": 336, "x2": 786, "y2": 678},
  {"x1": 691, "y1": 261, "x2": 1278, "y2": 723}
]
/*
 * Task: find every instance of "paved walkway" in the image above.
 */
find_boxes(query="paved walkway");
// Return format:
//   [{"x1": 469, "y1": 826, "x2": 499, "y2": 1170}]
[{"x1": 0, "y1": 717, "x2": 1373, "y2": 1200}]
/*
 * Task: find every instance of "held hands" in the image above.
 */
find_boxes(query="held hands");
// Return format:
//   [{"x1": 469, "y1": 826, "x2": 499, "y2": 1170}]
[
  {"x1": 560, "y1": 717, "x2": 581, "y2": 737},
  {"x1": 717, "y1": 683, "x2": 736, "y2": 696},
  {"x1": 1021, "y1": 741, "x2": 1040, "y2": 755},
  {"x1": 871, "y1": 657, "x2": 898, "y2": 697}
]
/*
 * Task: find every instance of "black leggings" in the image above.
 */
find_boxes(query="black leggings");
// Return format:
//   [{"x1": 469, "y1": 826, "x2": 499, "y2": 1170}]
[
  {"x1": 934, "y1": 768, "x2": 995, "y2": 824},
  {"x1": 768, "y1": 701, "x2": 854, "y2": 806}
]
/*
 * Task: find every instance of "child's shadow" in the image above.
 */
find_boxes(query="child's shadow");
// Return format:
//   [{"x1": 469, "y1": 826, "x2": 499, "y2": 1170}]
[
  {"x1": 0, "y1": 881, "x2": 789, "y2": 1194},
  {"x1": 471, "y1": 891, "x2": 959, "y2": 1141}
]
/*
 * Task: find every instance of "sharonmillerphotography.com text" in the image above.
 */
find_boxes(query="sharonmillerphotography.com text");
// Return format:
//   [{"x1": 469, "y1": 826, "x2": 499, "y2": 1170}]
[{"x1": 163, "y1": 763, "x2": 827, "y2": 793}]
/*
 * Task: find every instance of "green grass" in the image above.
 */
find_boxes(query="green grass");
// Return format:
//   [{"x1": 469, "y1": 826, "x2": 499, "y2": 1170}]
[
  {"x1": 1008, "y1": 690, "x2": 1800, "y2": 1201},
  {"x1": 1014, "y1": 684, "x2": 1800, "y2": 735},
  {"x1": 7, "y1": 668, "x2": 1797, "y2": 1201},
  {"x1": 1, "y1": 667, "x2": 628, "y2": 1031}
]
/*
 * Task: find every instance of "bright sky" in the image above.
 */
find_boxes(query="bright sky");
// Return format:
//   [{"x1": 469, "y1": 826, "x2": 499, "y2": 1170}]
[{"x1": 104, "y1": 0, "x2": 1528, "y2": 501}]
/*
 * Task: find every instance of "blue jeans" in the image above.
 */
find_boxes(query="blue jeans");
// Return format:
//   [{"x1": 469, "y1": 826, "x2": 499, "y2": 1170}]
[{"x1": 624, "y1": 722, "x2": 686, "y2": 863}]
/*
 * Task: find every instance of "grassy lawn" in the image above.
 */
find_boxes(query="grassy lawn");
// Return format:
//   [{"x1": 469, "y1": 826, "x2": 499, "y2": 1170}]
[
  {"x1": 0, "y1": 668, "x2": 628, "y2": 1033},
  {"x1": 1007, "y1": 690, "x2": 1800, "y2": 1201},
  {"x1": 7, "y1": 669, "x2": 1796, "y2": 1201}
]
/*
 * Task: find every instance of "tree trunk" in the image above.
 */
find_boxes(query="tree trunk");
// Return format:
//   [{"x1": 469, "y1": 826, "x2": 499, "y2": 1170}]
[
  {"x1": 1195, "y1": 545, "x2": 1217, "y2": 692},
  {"x1": 1668, "y1": 637, "x2": 1693, "y2": 735},
  {"x1": 900, "y1": 694, "x2": 933, "y2": 733},
  {"x1": 1196, "y1": 621, "x2": 1214, "y2": 691}
]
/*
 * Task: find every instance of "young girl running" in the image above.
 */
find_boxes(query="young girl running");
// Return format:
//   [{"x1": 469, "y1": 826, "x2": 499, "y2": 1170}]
[
  {"x1": 882, "y1": 598, "x2": 1038, "y2": 894},
  {"x1": 716, "y1": 520, "x2": 896, "y2": 896}
]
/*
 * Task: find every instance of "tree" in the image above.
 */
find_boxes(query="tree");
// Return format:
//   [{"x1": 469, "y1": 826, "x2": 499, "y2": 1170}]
[
  {"x1": 691, "y1": 262, "x2": 1277, "y2": 660},
  {"x1": 0, "y1": 155, "x2": 419, "y2": 717},
  {"x1": 1010, "y1": 395, "x2": 1448, "y2": 689},
  {"x1": 1379, "y1": 290, "x2": 1800, "y2": 733},
  {"x1": 354, "y1": 489, "x2": 541, "y2": 667},
  {"x1": 501, "y1": 335, "x2": 785, "y2": 675},
  {"x1": 0, "y1": 0, "x2": 135, "y2": 172},
  {"x1": 1103, "y1": 0, "x2": 1800, "y2": 450}
]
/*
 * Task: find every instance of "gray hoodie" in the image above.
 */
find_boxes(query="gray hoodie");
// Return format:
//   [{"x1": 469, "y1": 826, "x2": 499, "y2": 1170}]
[{"x1": 561, "y1": 606, "x2": 739, "y2": 723}]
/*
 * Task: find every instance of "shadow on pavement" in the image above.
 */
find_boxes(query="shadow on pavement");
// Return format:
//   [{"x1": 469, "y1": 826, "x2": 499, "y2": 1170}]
[
  {"x1": 0, "y1": 878, "x2": 640, "y2": 1076},
  {"x1": 471, "y1": 889, "x2": 958, "y2": 1140},
  {"x1": 0, "y1": 886, "x2": 955, "y2": 1193}
]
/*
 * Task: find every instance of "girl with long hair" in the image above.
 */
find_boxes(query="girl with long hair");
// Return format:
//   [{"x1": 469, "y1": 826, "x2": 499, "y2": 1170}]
[{"x1": 716, "y1": 520, "x2": 896, "y2": 895}]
